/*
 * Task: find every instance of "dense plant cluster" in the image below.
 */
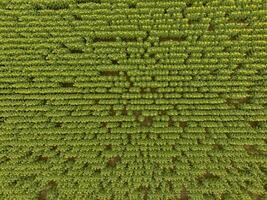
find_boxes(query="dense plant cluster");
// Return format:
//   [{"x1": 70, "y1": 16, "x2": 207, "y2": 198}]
[{"x1": 0, "y1": 0, "x2": 266, "y2": 199}]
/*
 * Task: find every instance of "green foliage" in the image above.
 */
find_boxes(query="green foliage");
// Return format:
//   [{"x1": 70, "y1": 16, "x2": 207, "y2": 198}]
[{"x1": 0, "y1": 0, "x2": 266, "y2": 199}]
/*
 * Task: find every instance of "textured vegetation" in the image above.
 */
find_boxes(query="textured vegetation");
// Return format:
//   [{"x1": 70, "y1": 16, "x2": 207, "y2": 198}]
[{"x1": 0, "y1": 0, "x2": 266, "y2": 199}]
